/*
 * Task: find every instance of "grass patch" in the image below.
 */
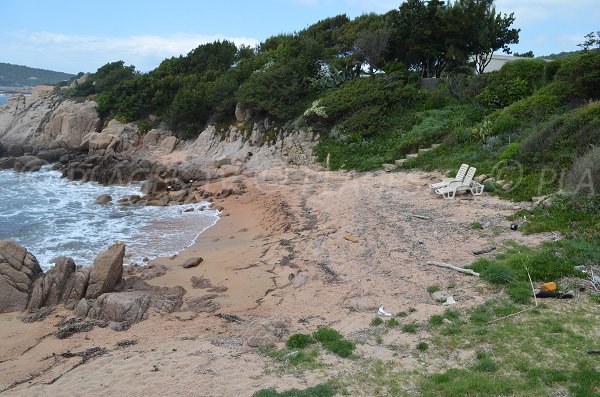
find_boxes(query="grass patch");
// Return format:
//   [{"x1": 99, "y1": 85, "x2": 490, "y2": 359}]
[
  {"x1": 252, "y1": 383, "x2": 336, "y2": 397},
  {"x1": 470, "y1": 221, "x2": 484, "y2": 230},
  {"x1": 429, "y1": 315, "x2": 444, "y2": 326},
  {"x1": 370, "y1": 317, "x2": 384, "y2": 327},
  {"x1": 386, "y1": 318, "x2": 400, "y2": 328},
  {"x1": 402, "y1": 323, "x2": 419, "y2": 333},
  {"x1": 313, "y1": 327, "x2": 355, "y2": 358},
  {"x1": 471, "y1": 351, "x2": 498, "y2": 373},
  {"x1": 419, "y1": 299, "x2": 600, "y2": 396},
  {"x1": 417, "y1": 342, "x2": 429, "y2": 352},
  {"x1": 258, "y1": 346, "x2": 322, "y2": 373},
  {"x1": 395, "y1": 311, "x2": 408, "y2": 318},
  {"x1": 426, "y1": 285, "x2": 441, "y2": 294}
]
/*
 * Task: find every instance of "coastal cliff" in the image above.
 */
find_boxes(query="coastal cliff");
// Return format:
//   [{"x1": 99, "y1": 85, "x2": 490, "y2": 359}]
[{"x1": 0, "y1": 92, "x2": 319, "y2": 184}]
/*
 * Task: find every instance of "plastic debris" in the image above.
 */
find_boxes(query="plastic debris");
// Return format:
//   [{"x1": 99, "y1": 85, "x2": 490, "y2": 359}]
[
  {"x1": 510, "y1": 223, "x2": 519, "y2": 231},
  {"x1": 539, "y1": 282, "x2": 557, "y2": 292},
  {"x1": 378, "y1": 306, "x2": 392, "y2": 317},
  {"x1": 442, "y1": 296, "x2": 456, "y2": 306}
]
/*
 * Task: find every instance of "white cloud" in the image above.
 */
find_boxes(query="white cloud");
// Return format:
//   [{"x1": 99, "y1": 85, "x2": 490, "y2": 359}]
[
  {"x1": 6, "y1": 31, "x2": 260, "y2": 73},
  {"x1": 495, "y1": 0, "x2": 599, "y2": 23}
]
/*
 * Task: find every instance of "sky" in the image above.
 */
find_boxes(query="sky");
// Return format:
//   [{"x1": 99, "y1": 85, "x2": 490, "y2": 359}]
[{"x1": 1, "y1": 0, "x2": 598, "y2": 74}]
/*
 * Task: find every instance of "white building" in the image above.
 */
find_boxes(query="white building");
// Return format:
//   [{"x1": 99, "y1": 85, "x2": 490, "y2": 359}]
[{"x1": 480, "y1": 54, "x2": 549, "y2": 73}]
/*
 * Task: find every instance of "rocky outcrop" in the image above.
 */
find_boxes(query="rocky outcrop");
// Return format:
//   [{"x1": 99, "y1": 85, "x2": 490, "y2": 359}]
[
  {"x1": 0, "y1": 241, "x2": 186, "y2": 330},
  {"x1": 0, "y1": 240, "x2": 43, "y2": 313},
  {"x1": 40, "y1": 99, "x2": 100, "y2": 148},
  {"x1": 85, "y1": 243, "x2": 125, "y2": 299},
  {"x1": 0, "y1": 95, "x2": 99, "y2": 150}
]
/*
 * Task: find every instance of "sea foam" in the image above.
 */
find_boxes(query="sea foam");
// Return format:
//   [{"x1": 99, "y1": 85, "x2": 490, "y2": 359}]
[{"x1": 0, "y1": 167, "x2": 218, "y2": 269}]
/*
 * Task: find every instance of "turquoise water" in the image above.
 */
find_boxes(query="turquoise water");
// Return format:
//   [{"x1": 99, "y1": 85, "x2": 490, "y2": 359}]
[
  {"x1": 0, "y1": 167, "x2": 219, "y2": 269},
  {"x1": 0, "y1": 94, "x2": 9, "y2": 107}
]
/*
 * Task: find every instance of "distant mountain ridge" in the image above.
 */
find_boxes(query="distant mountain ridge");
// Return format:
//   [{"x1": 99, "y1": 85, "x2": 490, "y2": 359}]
[{"x1": 0, "y1": 62, "x2": 74, "y2": 87}]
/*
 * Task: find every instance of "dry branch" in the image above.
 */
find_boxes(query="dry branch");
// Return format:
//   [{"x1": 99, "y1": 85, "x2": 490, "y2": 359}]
[{"x1": 425, "y1": 261, "x2": 480, "y2": 276}]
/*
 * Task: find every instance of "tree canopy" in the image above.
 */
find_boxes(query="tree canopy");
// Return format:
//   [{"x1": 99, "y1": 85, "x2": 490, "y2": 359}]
[{"x1": 67, "y1": 0, "x2": 520, "y2": 137}]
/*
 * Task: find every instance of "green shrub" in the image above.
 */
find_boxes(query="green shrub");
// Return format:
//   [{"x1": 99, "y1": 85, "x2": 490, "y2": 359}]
[
  {"x1": 417, "y1": 342, "x2": 429, "y2": 351},
  {"x1": 286, "y1": 333, "x2": 314, "y2": 349},
  {"x1": 470, "y1": 260, "x2": 515, "y2": 284},
  {"x1": 520, "y1": 102, "x2": 600, "y2": 165},
  {"x1": 370, "y1": 317, "x2": 384, "y2": 327},
  {"x1": 499, "y1": 142, "x2": 520, "y2": 160},
  {"x1": 470, "y1": 221, "x2": 484, "y2": 230},
  {"x1": 137, "y1": 120, "x2": 152, "y2": 134},
  {"x1": 447, "y1": 73, "x2": 497, "y2": 101},
  {"x1": 313, "y1": 327, "x2": 342, "y2": 343},
  {"x1": 386, "y1": 318, "x2": 400, "y2": 328},
  {"x1": 476, "y1": 59, "x2": 547, "y2": 111},
  {"x1": 322, "y1": 339, "x2": 355, "y2": 358},
  {"x1": 427, "y1": 285, "x2": 441, "y2": 294},
  {"x1": 402, "y1": 323, "x2": 418, "y2": 333},
  {"x1": 554, "y1": 50, "x2": 600, "y2": 101},
  {"x1": 429, "y1": 315, "x2": 444, "y2": 326}
]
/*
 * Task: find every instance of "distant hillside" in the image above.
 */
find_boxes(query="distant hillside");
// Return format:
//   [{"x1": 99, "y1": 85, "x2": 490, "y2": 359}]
[
  {"x1": 542, "y1": 50, "x2": 583, "y2": 60},
  {"x1": 0, "y1": 63, "x2": 74, "y2": 87}
]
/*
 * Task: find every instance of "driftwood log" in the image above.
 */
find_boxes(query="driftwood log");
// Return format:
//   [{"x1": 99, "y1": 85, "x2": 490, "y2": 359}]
[{"x1": 425, "y1": 261, "x2": 480, "y2": 277}]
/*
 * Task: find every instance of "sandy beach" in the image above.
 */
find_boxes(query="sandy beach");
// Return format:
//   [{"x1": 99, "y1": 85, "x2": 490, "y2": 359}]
[{"x1": 0, "y1": 168, "x2": 556, "y2": 396}]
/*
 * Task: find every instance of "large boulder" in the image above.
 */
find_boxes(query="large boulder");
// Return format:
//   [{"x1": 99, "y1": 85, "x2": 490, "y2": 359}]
[
  {"x1": 36, "y1": 148, "x2": 68, "y2": 163},
  {"x1": 0, "y1": 240, "x2": 43, "y2": 313},
  {"x1": 0, "y1": 157, "x2": 15, "y2": 170},
  {"x1": 87, "y1": 133, "x2": 115, "y2": 151},
  {"x1": 88, "y1": 291, "x2": 151, "y2": 323},
  {"x1": 27, "y1": 257, "x2": 92, "y2": 311},
  {"x1": 85, "y1": 243, "x2": 125, "y2": 299},
  {"x1": 62, "y1": 267, "x2": 91, "y2": 309},
  {"x1": 85, "y1": 277, "x2": 185, "y2": 323},
  {"x1": 13, "y1": 155, "x2": 44, "y2": 172},
  {"x1": 28, "y1": 256, "x2": 76, "y2": 309},
  {"x1": 160, "y1": 136, "x2": 178, "y2": 154},
  {"x1": 41, "y1": 100, "x2": 100, "y2": 148}
]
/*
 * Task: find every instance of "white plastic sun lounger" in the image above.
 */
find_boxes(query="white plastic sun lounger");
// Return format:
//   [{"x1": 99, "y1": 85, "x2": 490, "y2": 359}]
[
  {"x1": 429, "y1": 164, "x2": 469, "y2": 190},
  {"x1": 435, "y1": 167, "x2": 483, "y2": 199}
]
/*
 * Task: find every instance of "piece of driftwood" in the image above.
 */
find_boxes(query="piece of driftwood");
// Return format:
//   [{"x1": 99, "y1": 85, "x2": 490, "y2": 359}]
[
  {"x1": 425, "y1": 261, "x2": 480, "y2": 276},
  {"x1": 407, "y1": 213, "x2": 431, "y2": 220},
  {"x1": 473, "y1": 246, "x2": 496, "y2": 255}
]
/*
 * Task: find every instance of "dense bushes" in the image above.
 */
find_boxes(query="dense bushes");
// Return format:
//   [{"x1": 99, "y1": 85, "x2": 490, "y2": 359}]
[
  {"x1": 476, "y1": 59, "x2": 547, "y2": 110},
  {"x1": 520, "y1": 101, "x2": 600, "y2": 165},
  {"x1": 553, "y1": 49, "x2": 600, "y2": 101}
]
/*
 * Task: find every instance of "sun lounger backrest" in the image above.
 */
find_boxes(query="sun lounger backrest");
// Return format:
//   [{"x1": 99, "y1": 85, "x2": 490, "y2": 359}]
[
  {"x1": 463, "y1": 167, "x2": 476, "y2": 185},
  {"x1": 455, "y1": 164, "x2": 469, "y2": 181}
]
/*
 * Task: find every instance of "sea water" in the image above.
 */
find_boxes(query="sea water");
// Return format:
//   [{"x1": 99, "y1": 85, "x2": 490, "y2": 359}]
[
  {"x1": 0, "y1": 167, "x2": 219, "y2": 269},
  {"x1": 0, "y1": 94, "x2": 9, "y2": 107}
]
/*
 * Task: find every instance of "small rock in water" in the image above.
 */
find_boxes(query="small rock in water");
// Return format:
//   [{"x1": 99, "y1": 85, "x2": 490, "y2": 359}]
[
  {"x1": 95, "y1": 194, "x2": 112, "y2": 205},
  {"x1": 183, "y1": 208, "x2": 194, "y2": 212}
]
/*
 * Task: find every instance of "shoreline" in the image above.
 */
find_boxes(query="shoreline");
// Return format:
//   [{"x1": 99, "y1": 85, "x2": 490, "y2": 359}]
[{"x1": 0, "y1": 168, "x2": 561, "y2": 396}]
